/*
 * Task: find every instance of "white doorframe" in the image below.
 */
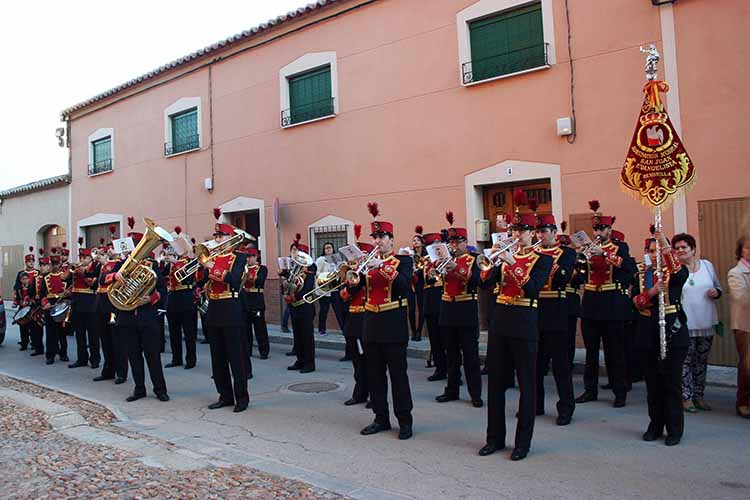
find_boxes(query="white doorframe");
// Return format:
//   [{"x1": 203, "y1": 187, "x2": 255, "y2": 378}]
[
  {"x1": 76, "y1": 213, "x2": 124, "y2": 248},
  {"x1": 219, "y1": 196, "x2": 266, "y2": 258}
]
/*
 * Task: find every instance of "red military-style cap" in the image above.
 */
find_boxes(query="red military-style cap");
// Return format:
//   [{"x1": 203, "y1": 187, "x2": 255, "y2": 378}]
[
  {"x1": 79, "y1": 248, "x2": 93, "y2": 257},
  {"x1": 612, "y1": 230, "x2": 625, "y2": 242},
  {"x1": 589, "y1": 200, "x2": 616, "y2": 228},
  {"x1": 295, "y1": 243, "x2": 310, "y2": 253},
  {"x1": 512, "y1": 212, "x2": 537, "y2": 230},
  {"x1": 447, "y1": 227, "x2": 468, "y2": 240},
  {"x1": 213, "y1": 222, "x2": 234, "y2": 237},
  {"x1": 536, "y1": 214, "x2": 557, "y2": 229},
  {"x1": 128, "y1": 232, "x2": 144, "y2": 244},
  {"x1": 357, "y1": 241, "x2": 375, "y2": 253},
  {"x1": 422, "y1": 233, "x2": 442, "y2": 245},
  {"x1": 50, "y1": 255, "x2": 62, "y2": 265},
  {"x1": 367, "y1": 202, "x2": 394, "y2": 236},
  {"x1": 39, "y1": 256, "x2": 51, "y2": 265}
]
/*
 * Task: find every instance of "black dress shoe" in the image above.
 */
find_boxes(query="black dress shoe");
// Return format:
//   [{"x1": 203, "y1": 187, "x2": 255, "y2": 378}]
[
  {"x1": 339, "y1": 356, "x2": 351, "y2": 362},
  {"x1": 556, "y1": 415, "x2": 572, "y2": 426},
  {"x1": 472, "y1": 399, "x2": 484, "y2": 408},
  {"x1": 20, "y1": 346, "x2": 28, "y2": 351},
  {"x1": 287, "y1": 364, "x2": 303, "y2": 370},
  {"x1": 300, "y1": 366, "x2": 315, "y2": 374},
  {"x1": 93, "y1": 375, "x2": 114, "y2": 382},
  {"x1": 478, "y1": 442, "x2": 503, "y2": 456},
  {"x1": 59, "y1": 356, "x2": 70, "y2": 362},
  {"x1": 165, "y1": 362, "x2": 182, "y2": 368},
  {"x1": 200, "y1": 339, "x2": 210, "y2": 344},
  {"x1": 30, "y1": 351, "x2": 44, "y2": 357},
  {"x1": 398, "y1": 425, "x2": 413, "y2": 440},
  {"x1": 208, "y1": 401, "x2": 234, "y2": 410},
  {"x1": 575, "y1": 392, "x2": 597, "y2": 403},
  {"x1": 642, "y1": 426, "x2": 663, "y2": 441},
  {"x1": 46, "y1": 359, "x2": 54, "y2": 365},
  {"x1": 184, "y1": 363, "x2": 195, "y2": 370},
  {"x1": 260, "y1": 354, "x2": 269, "y2": 360},
  {"x1": 90, "y1": 363, "x2": 99, "y2": 369},
  {"x1": 427, "y1": 372, "x2": 447, "y2": 382},
  {"x1": 249, "y1": 373, "x2": 254, "y2": 380},
  {"x1": 510, "y1": 448, "x2": 529, "y2": 461},
  {"x1": 613, "y1": 395, "x2": 627, "y2": 408},
  {"x1": 481, "y1": 366, "x2": 488, "y2": 375},
  {"x1": 536, "y1": 408, "x2": 545, "y2": 416},
  {"x1": 664, "y1": 435, "x2": 681, "y2": 446},
  {"x1": 365, "y1": 401, "x2": 373, "y2": 409},
  {"x1": 68, "y1": 361, "x2": 87, "y2": 368},
  {"x1": 114, "y1": 377, "x2": 127, "y2": 385},
  {"x1": 345, "y1": 398, "x2": 367, "y2": 406},
  {"x1": 156, "y1": 393, "x2": 170, "y2": 402},
  {"x1": 360, "y1": 421, "x2": 391, "y2": 435},
  {"x1": 285, "y1": 350, "x2": 296, "y2": 356},
  {"x1": 233, "y1": 403, "x2": 248, "y2": 413},
  {"x1": 435, "y1": 392, "x2": 459, "y2": 403},
  {"x1": 126, "y1": 393, "x2": 146, "y2": 402},
  {"x1": 281, "y1": 327, "x2": 291, "y2": 333},
  {"x1": 600, "y1": 383, "x2": 613, "y2": 390}
]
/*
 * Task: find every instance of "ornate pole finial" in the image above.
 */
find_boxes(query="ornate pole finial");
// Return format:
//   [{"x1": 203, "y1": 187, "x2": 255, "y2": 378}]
[{"x1": 639, "y1": 44, "x2": 660, "y2": 81}]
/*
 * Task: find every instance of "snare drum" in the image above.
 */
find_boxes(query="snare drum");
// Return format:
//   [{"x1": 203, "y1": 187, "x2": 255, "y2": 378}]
[
  {"x1": 12, "y1": 306, "x2": 32, "y2": 326},
  {"x1": 50, "y1": 300, "x2": 71, "y2": 323}
]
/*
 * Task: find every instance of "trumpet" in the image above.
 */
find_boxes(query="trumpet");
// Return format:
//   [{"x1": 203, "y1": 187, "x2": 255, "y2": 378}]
[
  {"x1": 175, "y1": 229, "x2": 254, "y2": 283},
  {"x1": 477, "y1": 239, "x2": 542, "y2": 271},
  {"x1": 434, "y1": 256, "x2": 456, "y2": 275},
  {"x1": 579, "y1": 236, "x2": 603, "y2": 259}
]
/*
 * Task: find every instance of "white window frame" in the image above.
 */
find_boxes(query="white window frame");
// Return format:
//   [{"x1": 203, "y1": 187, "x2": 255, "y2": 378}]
[
  {"x1": 164, "y1": 97, "x2": 202, "y2": 157},
  {"x1": 87, "y1": 128, "x2": 114, "y2": 176},
  {"x1": 218, "y1": 196, "x2": 266, "y2": 258},
  {"x1": 279, "y1": 52, "x2": 339, "y2": 129},
  {"x1": 76, "y1": 213, "x2": 124, "y2": 249},
  {"x1": 307, "y1": 215, "x2": 355, "y2": 259},
  {"x1": 456, "y1": 0, "x2": 556, "y2": 87}
]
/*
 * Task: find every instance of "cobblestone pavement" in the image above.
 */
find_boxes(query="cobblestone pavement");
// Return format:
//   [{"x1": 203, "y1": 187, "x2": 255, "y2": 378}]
[{"x1": 0, "y1": 377, "x2": 350, "y2": 500}]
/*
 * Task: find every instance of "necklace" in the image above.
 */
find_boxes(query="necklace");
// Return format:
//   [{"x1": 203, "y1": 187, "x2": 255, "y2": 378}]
[{"x1": 686, "y1": 259, "x2": 699, "y2": 286}]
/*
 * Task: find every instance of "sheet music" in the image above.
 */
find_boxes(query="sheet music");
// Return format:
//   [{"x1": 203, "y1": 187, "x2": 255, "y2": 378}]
[
  {"x1": 491, "y1": 232, "x2": 508, "y2": 245},
  {"x1": 570, "y1": 230, "x2": 593, "y2": 248},
  {"x1": 277, "y1": 256, "x2": 292, "y2": 270},
  {"x1": 112, "y1": 237, "x2": 135, "y2": 255},
  {"x1": 426, "y1": 243, "x2": 450, "y2": 262},
  {"x1": 339, "y1": 244, "x2": 364, "y2": 262},
  {"x1": 171, "y1": 235, "x2": 191, "y2": 256}
]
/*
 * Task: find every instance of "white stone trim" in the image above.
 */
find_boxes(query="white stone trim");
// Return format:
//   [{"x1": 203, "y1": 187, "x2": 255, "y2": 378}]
[
  {"x1": 164, "y1": 97, "x2": 202, "y2": 157},
  {"x1": 307, "y1": 215, "x2": 355, "y2": 256},
  {"x1": 219, "y1": 196, "x2": 266, "y2": 258},
  {"x1": 659, "y1": 4, "x2": 687, "y2": 233},
  {"x1": 456, "y1": 0, "x2": 556, "y2": 86},
  {"x1": 464, "y1": 159, "x2": 562, "y2": 246},
  {"x1": 87, "y1": 128, "x2": 114, "y2": 175},
  {"x1": 76, "y1": 213, "x2": 124, "y2": 248},
  {"x1": 279, "y1": 52, "x2": 338, "y2": 128}
]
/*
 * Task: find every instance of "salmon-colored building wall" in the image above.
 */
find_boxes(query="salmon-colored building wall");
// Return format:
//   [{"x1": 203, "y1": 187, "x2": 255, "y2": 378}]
[{"x1": 67, "y1": 0, "x2": 750, "y2": 318}]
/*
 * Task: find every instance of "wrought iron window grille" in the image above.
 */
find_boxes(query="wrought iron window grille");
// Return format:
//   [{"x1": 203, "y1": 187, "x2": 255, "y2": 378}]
[
  {"x1": 281, "y1": 97, "x2": 335, "y2": 127},
  {"x1": 164, "y1": 134, "x2": 200, "y2": 156},
  {"x1": 462, "y1": 43, "x2": 549, "y2": 84}
]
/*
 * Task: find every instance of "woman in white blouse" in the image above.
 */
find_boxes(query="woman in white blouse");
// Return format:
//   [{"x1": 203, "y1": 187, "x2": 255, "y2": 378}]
[
  {"x1": 728, "y1": 235, "x2": 750, "y2": 418},
  {"x1": 673, "y1": 234, "x2": 722, "y2": 413},
  {"x1": 314, "y1": 242, "x2": 345, "y2": 336}
]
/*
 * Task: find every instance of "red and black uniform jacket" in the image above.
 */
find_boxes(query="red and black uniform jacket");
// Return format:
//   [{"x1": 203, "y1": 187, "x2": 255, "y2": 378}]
[
  {"x1": 438, "y1": 252, "x2": 480, "y2": 328},
  {"x1": 195, "y1": 252, "x2": 247, "y2": 327},
  {"x1": 39, "y1": 272, "x2": 72, "y2": 309},
  {"x1": 14, "y1": 269, "x2": 38, "y2": 294},
  {"x1": 479, "y1": 248, "x2": 552, "y2": 341},
  {"x1": 631, "y1": 249, "x2": 688, "y2": 351},
  {"x1": 536, "y1": 244, "x2": 577, "y2": 333},
  {"x1": 421, "y1": 259, "x2": 443, "y2": 318},
  {"x1": 340, "y1": 280, "x2": 366, "y2": 339},
  {"x1": 240, "y1": 264, "x2": 267, "y2": 312},
  {"x1": 578, "y1": 240, "x2": 636, "y2": 322},
  {"x1": 71, "y1": 262, "x2": 99, "y2": 314},
  {"x1": 165, "y1": 257, "x2": 195, "y2": 314},
  {"x1": 104, "y1": 260, "x2": 163, "y2": 328},
  {"x1": 95, "y1": 260, "x2": 119, "y2": 315}
]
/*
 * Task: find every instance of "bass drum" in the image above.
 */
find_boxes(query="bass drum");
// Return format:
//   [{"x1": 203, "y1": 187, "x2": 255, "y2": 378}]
[
  {"x1": 50, "y1": 300, "x2": 71, "y2": 323},
  {"x1": 13, "y1": 306, "x2": 33, "y2": 326}
]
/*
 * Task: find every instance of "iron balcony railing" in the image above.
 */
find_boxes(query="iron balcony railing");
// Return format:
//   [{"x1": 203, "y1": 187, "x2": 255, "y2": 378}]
[
  {"x1": 164, "y1": 134, "x2": 200, "y2": 156},
  {"x1": 88, "y1": 158, "x2": 113, "y2": 176},
  {"x1": 462, "y1": 43, "x2": 549, "y2": 84},
  {"x1": 281, "y1": 97, "x2": 335, "y2": 127}
]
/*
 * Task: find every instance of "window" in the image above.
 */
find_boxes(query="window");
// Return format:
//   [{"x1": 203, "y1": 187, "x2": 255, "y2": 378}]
[
  {"x1": 89, "y1": 136, "x2": 112, "y2": 175},
  {"x1": 165, "y1": 107, "x2": 199, "y2": 155},
  {"x1": 283, "y1": 66, "x2": 334, "y2": 126},
  {"x1": 457, "y1": 0, "x2": 555, "y2": 86},
  {"x1": 310, "y1": 224, "x2": 349, "y2": 259}
]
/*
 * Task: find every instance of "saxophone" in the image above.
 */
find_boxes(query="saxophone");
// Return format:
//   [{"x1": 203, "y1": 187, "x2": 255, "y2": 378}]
[{"x1": 108, "y1": 217, "x2": 174, "y2": 311}]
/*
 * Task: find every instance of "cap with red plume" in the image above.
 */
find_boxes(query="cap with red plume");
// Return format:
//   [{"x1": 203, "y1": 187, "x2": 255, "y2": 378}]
[
  {"x1": 367, "y1": 202, "x2": 380, "y2": 219},
  {"x1": 292, "y1": 233, "x2": 309, "y2": 253},
  {"x1": 414, "y1": 225, "x2": 423, "y2": 236},
  {"x1": 127, "y1": 216, "x2": 135, "y2": 230},
  {"x1": 78, "y1": 236, "x2": 84, "y2": 246},
  {"x1": 25, "y1": 246, "x2": 35, "y2": 262},
  {"x1": 589, "y1": 200, "x2": 615, "y2": 227},
  {"x1": 174, "y1": 226, "x2": 182, "y2": 235},
  {"x1": 38, "y1": 248, "x2": 45, "y2": 256},
  {"x1": 649, "y1": 224, "x2": 656, "y2": 235},
  {"x1": 294, "y1": 233, "x2": 302, "y2": 243},
  {"x1": 560, "y1": 221, "x2": 568, "y2": 233},
  {"x1": 99, "y1": 238, "x2": 105, "y2": 245},
  {"x1": 62, "y1": 242, "x2": 67, "y2": 249},
  {"x1": 354, "y1": 224, "x2": 362, "y2": 240},
  {"x1": 445, "y1": 211, "x2": 454, "y2": 226},
  {"x1": 51, "y1": 247, "x2": 58, "y2": 255},
  {"x1": 588, "y1": 200, "x2": 601, "y2": 213},
  {"x1": 108, "y1": 224, "x2": 117, "y2": 235},
  {"x1": 213, "y1": 208, "x2": 222, "y2": 220},
  {"x1": 29, "y1": 246, "x2": 34, "y2": 253},
  {"x1": 514, "y1": 189, "x2": 528, "y2": 210},
  {"x1": 191, "y1": 238, "x2": 196, "y2": 245},
  {"x1": 528, "y1": 198, "x2": 539, "y2": 214}
]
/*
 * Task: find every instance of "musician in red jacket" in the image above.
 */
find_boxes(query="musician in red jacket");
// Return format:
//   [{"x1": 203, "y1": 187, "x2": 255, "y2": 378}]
[
  {"x1": 69, "y1": 241, "x2": 100, "y2": 369},
  {"x1": 13, "y1": 247, "x2": 38, "y2": 351},
  {"x1": 39, "y1": 249, "x2": 72, "y2": 365}
]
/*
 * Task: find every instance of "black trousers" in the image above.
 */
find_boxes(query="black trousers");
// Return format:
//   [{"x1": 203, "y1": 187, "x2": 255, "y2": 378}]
[
  {"x1": 624, "y1": 320, "x2": 643, "y2": 383},
  {"x1": 29, "y1": 323, "x2": 44, "y2": 353},
  {"x1": 96, "y1": 308, "x2": 123, "y2": 378},
  {"x1": 158, "y1": 313, "x2": 166, "y2": 353},
  {"x1": 44, "y1": 314, "x2": 67, "y2": 360},
  {"x1": 167, "y1": 309, "x2": 197, "y2": 366},
  {"x1": 536, "y1": 331, "x2": 575, "y2": 418},
  {"x1": 122, "y1": 322, "x2": 167, "y2": 396},
  {"x1": 442, "y1": 325, "x2": 482, "y2": 400},
  {"x1": 73, "y1": 311, "x2": 99, "y2": 365},
  {"x1": 582, "y1": 319, "x2": 627, "y2": 397},
  {"x1": 112, "y1": 325, "x2": 130, "y2": 379},
  {"x1": 292, "y1": 305, "x2": 315, "y2": 369},
  {"x1": 245, "y1": 309, "x2": 270, "y2": 357},
  {"x1": 208, "y1": 325, "x2": 249, "y2": 406},
  {"x1": 567, "y1": 315, "x2": 578, "y2": 367},
  {"x1": 365, "y1": 341, "x2": 413, "y2": 426},
  {"x1": 642, "y1": 346, "x2": 688, "y2": 438},
  {"x1": 486, "y1": 335, "x2": 537, "y2": 451},
  {"x1": 407, "y1": 287, "x2": 425, "y2": 336},
  {"x1": 19, "y1": 323, "x2": 31, "y2": 348},
  {"x1": 346, "y1": 336, "x2": 368, "y2": 401},
  {"x1": 425, "y1": 314, "x2": 447, "y2": 375}
]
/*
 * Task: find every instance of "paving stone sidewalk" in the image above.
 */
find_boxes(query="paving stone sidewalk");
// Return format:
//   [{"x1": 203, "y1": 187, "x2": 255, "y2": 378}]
[{"x1": 0, "y1": 376, "x2": 351, "y2": 500}]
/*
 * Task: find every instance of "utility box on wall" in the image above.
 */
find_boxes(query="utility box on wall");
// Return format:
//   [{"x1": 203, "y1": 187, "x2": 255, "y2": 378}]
[{"x1": 475, "y1": 219, "x2": 490, "y2": 242}]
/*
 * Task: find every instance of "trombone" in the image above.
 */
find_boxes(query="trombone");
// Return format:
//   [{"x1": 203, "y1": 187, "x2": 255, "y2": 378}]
[
  {"x1": 476, "y1": 239, "x2": 542, "y2": 271},
  {"x1": 175, "y1": 228, "x2": 254, "y2": 283},
  {"x1": 345, "y1": 246, "x2": 381, "y2": 286},
  {"x1": 302, "y1": 263, "x2": 350, "y2": 304}
]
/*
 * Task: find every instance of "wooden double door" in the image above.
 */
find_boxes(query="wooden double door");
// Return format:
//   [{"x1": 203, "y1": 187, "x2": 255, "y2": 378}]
[{"x1": 483, "y1": 180, "x2": 552, "y2": 234}]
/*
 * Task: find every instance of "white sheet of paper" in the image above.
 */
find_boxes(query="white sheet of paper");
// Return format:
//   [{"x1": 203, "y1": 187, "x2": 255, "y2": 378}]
[
  {"x1": 570, "y1": 230, "x2": 593, "y2": 248},
  {"x1": 277, "y1": 257, "x2": 291, "y2": 270},
  {"x1": 112, "y1": 237, "x2": 135, "y2": 255},
  {"x1": 339, "y1": 244, "x2": 364, "y2": 262},
  {"x1": 491, "y1": 232, "x2": 508, "y2": 245},
  {"x1": 427, "y1": 243, "x2": 450, "y2": 262},
  {"x1": 171, "y1": 235, "x2": 191, "y2": 256},
  {"x1": 644, "y1": 254, "x2": 652, "y2": 267}
]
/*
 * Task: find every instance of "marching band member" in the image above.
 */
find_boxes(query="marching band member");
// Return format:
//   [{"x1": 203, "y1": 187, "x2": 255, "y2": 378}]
[
  {"x1": 408, "y1": 226, "x2": 426, "y2": 342},
  {"x1": 107, "y1": 225, "x2": 169, "y2": 402},
  {"x1": 632, "y1": 228, "x2": 688, "y2": 446},
  {"x1": 534, "y1": 211, "x2": 576, "y2": 425},
  {"x1": 314, "y1": 242, "x2": 343, "y2": 336},
  {"x1": 241, "y1": 246, "x2": 270, "y2": 360},
  {"x1": 575, "y1": 201, "x2": 636, "y2": 408},
  {"x1": 94, "y1": 233, "x2": 128, "y2": 384},
  {"x1": 354, "y1": 202, "x2": 414, "y2": 440},
  {"x1": 435, "y1": 212, "x2": 483, "y2": 408},
  {"x1": 39, "y1": 248, "x2": 71, "y2": 365},
  {"x1": 198, "y1": 214, "x2": 249, "y2": 412},
  {"x1": 13, "y1": 272, "x2": 39, "y2": 354},
  {"x1": 339, "y1": 224, "x2": 371, "y2": 406},
  {"x1": 13, "y1": 247, "x2": 38, "y2": 351},
  {"x1": 283, "y1": 235, "x2": 317, "y2": 373},
  {"x1": 164, "y1": 227, "x2": 197, "y2": 370},
  {"x1": 478, "y1": 198, "x2": 552, "y2": 461},
  {"x1": 69, "y1": 238, "x2": 100, "y2": 369},
  {"x1": 422, "y1": 232, "x2": 448, "y2": 381}
]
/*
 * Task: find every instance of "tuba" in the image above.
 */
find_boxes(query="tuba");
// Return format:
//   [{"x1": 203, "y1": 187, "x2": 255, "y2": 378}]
[{"x1": 108, "y1": 218, "x2": 174, "y2": 311}]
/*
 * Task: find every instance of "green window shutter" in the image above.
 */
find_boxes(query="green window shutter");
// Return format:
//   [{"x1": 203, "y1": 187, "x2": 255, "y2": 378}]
[
  {"x1": 169, "y1": 108, "x2": 198, "y2": 154},
  {"x1": 91, "y1": 137, "x2": 112, "y2": 174},
  {"x1": 288, "y1": 65, "x2": 333, "y2": 124},
  {"x1": 468, "y1": 2, "x2": 545, "y2": 82}
]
